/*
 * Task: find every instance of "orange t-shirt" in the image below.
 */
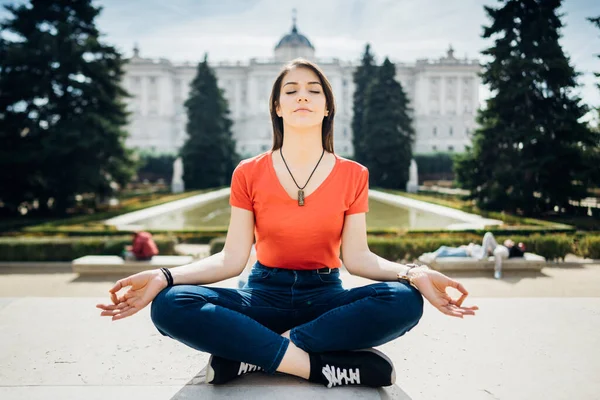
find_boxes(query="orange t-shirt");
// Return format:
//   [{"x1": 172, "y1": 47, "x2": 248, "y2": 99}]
[{"x1": 229, "y1": 150, "x2": 369, "y2": 270}]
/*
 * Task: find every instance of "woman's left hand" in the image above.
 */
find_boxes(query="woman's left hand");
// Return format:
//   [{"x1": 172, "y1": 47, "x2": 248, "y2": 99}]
[{"x1": 409, "y1": 267, "x2": 479, "y2": 318}]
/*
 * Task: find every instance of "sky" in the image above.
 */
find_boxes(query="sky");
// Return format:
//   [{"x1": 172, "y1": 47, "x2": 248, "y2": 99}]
[{"x1": 2, "y1": 0, "x2": 600, "y2": 120}]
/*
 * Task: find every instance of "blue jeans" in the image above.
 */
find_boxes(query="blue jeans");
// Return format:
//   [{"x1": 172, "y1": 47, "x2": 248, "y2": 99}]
[
  {"x1": 432, "y1": 246, "x2": 469, "y2": 258},
  {"x1": 150, "y1": 261, "x2": 424, "y2": 374}
]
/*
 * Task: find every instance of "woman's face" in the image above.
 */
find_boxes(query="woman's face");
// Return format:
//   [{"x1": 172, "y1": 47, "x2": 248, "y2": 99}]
[{"x1": 276, "y1": 67, "x2": 328, "y2": 129}]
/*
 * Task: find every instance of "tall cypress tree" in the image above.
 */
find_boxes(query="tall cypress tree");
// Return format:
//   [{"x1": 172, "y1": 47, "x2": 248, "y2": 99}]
[
  {"x1": 587, "y1": 16, "x2": 600, "y2": 128},
  {"x1": 0, "y1": 0, "x2": 135, "y2": 216},
  {"x1": 181, "y1": 54, "x2": 238, "y2": 189},
  {"x1": 590, "y1": 16, "x2": 600, "y2": 97},
  {"x1": 585, "y1": 16, "x2": 600, "y2": 188},
  {"x1": 362, "y1": 58, "x2": 415, "y2": 189},
  {"x1": 351, "y1": 44, "x2": 376, "y2": 163},
  {"x1": 455, "y1": 0, "x2": 597, "y2": 215}
]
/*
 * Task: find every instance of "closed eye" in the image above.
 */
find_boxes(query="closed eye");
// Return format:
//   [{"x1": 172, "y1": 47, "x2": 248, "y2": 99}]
[{"x1": 285, "y1": 91, "x2": 321, "y2": 94}]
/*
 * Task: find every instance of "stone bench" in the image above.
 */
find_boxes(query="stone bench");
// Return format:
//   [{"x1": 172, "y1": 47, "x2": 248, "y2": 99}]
[
  {"x1": 418, "y1": 252, "x2": 546, "y2": 272},
  {"x1": 72, "y1": 255, "x2": 194, "y2": 275}
]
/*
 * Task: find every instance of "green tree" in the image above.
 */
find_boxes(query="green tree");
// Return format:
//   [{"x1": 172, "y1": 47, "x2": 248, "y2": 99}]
[
  {"x1": 585, "y1": 16, "x2": 600, "y2": 187},
  {"x1": 414, "y1": 153, "x2": 456, "y2": 182},
  {"x1": 455, "y1": 0, "x2": 598, "y2": 215},
  {"x1": 0, "y1": 0, "x2": 135, "y2": 216},
  {"x1": 588, "y1": 16, "x2": 600, "y2": 105},
  {"x1": 351, "y1": 44, "x2": 377, "y2": 164},
  {"x1": 361, "y1": 58, "x2": 415, "y2": 189},
  {"x1": 137, "y1": 151, "x2": 176, "y2": 183},
  {"x1": 180, "y1": 54, "x2": 239, "y2": 189}
]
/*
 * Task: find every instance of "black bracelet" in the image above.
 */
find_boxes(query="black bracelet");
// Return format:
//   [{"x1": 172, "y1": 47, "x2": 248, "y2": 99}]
[
  {"x1": 160, "y1": 267, "x2": 173, "y2": 287},
  {"x1": 162, "y1": 268, "x2": 173, "y2": 286},
  {"x1": 159, "y1": 268, "x2": 170, "y2": 286}
]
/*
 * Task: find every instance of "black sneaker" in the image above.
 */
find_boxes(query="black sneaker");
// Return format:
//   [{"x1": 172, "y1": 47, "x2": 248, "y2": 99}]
[
  {"x1": 318, "y1": 348, "x2": 396, "y2": 388},
  {"x1": 205, "y1": 354, "x2": 263, "y2": 385}
]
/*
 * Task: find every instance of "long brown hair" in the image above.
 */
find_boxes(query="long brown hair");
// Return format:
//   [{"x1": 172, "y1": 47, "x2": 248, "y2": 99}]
[{"x1": 269, "y1": 58, "x2": 336, "y2": 153}]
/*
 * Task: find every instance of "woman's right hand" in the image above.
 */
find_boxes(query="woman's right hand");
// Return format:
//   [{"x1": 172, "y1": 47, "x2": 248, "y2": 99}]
[{"x1": 96, "y1": 269, "x2": 168, "y2": 321}]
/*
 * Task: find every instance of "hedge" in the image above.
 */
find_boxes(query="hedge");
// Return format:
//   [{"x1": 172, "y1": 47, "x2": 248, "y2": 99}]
[
  {"x1": 0, "y1": 236, "x2": 177, "y2": 262},
  {"x1": 414, "y1": 153, "x2": 455, "y2": 182},
  {"x1": 1, "y1": 233, "x2": 595, "y2": 263},
  {"x1": 577, "y1": 236, "x2": 600, "y2": 259},
  {"x1": 7, "y1": 226, "x2": 577, "y2": 242},
  {"x1": 366, "y1": 234, "x2": 575, "y2": 262},
  {"x1": 208, "y1": 233, "x2": 587, "y2": 262},
  {"x1": 4, "y1": 228, "x2": 226, "y2": 244}
]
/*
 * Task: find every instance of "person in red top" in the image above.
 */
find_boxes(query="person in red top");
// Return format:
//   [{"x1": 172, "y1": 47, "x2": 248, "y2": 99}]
[
  {"x1": 123, "y1": 231, "x2": 159, "y2": 261},
  {"x1": 99, "y1": 58, "x2": 479, "y2": 389}
]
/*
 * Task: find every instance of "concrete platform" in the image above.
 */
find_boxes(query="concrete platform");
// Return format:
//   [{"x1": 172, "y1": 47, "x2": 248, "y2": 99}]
[
  {"x1": 72, "y1": 255, "x2": 195, "y2": 275},
  {"x1": 1, "y1": 296, "x2": 599, "y2": 399},
  {"x1": 420, "y1": 253, "x2": 546, "y2": 272}
]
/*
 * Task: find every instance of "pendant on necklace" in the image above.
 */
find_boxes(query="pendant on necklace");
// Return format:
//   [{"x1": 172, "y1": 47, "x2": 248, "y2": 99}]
[{"x1": 298, "y1": 189, "x2": 305, "y2": 206}]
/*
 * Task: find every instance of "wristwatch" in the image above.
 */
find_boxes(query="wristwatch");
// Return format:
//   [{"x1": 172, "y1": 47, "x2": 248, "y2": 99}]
[{"x1": 397, "y1": 263, "x2": 428, "y2": 288}]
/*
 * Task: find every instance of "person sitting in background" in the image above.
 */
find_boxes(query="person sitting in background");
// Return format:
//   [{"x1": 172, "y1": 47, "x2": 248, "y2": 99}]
[{"x1": 122, "y1": 231, "x2": 159, "y2": 261}]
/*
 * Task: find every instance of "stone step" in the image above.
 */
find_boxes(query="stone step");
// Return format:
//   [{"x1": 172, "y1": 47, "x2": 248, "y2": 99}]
[{"x1": 72, "y1": 255, "x2": 195, "y2": 275}]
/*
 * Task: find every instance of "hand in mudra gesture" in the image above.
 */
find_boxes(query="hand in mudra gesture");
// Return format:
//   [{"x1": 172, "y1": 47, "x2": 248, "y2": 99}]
[
  {"x1": 410, "y1": 267, "x2": 479, "y2": 318},
  {"x1": 96, "y1": 270, "x2": 167, "y2": 321}
]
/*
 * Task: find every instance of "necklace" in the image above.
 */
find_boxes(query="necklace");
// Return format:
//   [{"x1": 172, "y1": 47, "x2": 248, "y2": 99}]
[{"x1": 280, "y1": 147, "x2": 325, "y2": 206}]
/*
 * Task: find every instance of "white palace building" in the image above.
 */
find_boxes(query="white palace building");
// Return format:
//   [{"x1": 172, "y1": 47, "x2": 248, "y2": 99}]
[{"x1": 122, "y1": 18, "x2": 481, "y2": 158}]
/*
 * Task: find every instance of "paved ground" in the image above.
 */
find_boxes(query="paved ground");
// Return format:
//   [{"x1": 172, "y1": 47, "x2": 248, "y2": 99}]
[
  {"x1": 1, "y1": 263, "x2": 599, "y2": 399},
  {"x1": 1, "y1": 262, "x2": 599, "y2": 298}
]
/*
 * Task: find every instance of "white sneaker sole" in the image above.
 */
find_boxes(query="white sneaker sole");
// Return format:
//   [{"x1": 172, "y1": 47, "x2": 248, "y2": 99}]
[{"x1": 205, "y1": 354, "x2": 215, "y2": 384}]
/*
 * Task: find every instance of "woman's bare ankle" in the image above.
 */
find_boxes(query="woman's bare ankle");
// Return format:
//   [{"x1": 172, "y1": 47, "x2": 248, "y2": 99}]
[{"x1": 276, "y1": 331, "x2": 310, "y2": 379}]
